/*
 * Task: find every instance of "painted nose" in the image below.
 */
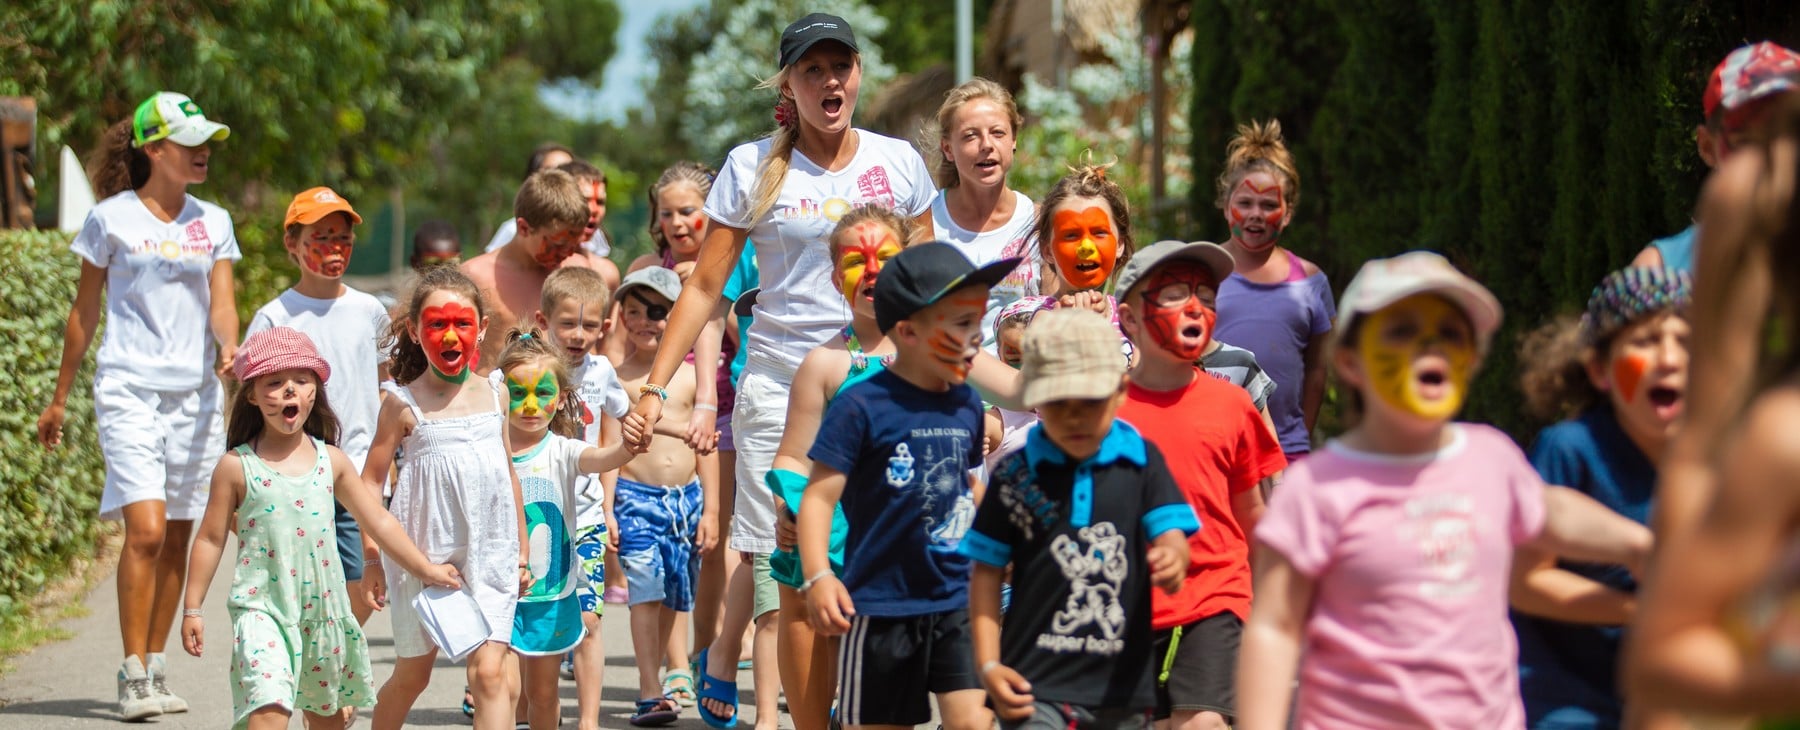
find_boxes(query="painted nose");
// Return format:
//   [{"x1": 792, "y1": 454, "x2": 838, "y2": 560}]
[
  {"x1": 440, "y1": 331, "x2": 459, "y2": 349},
  {"x1": 522, "y1": 394, "x2": 541, "y2": 417},
  {"x1": 1076, "y1": 236, "x2": 1099, "y2": 262}
]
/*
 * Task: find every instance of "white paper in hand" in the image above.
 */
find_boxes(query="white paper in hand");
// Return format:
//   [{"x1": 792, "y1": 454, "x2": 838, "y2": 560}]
[{"x1": 412, "y1": 585, "x2": 490, "y2": 662}]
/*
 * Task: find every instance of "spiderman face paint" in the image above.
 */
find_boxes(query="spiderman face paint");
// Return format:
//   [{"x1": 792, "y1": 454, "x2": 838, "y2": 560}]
[
  {"x1": 835, "y1": 221, "x2": 904, "y2": 305},
  {"x1": 418, "y1": 298, "x2": 480, "y2": 380},
  {"x1": 1226, "y1": 172, "x2": 1287, "y2": 251},
  {"x1": 1139, "y1": 262, "x2": 1217, "y2": 361},
  {"x1": 1050, "y1": 204, "x2": 1118, "y2": 291},
  {"x1": 295, "y1": 215, "x2": 355, "y2": 278},
  {"x1": 530, "y1": 222, "x2": 586, "y2": 269}
]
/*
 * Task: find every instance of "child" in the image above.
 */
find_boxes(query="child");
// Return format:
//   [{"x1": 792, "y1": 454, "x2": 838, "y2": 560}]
[
  {"x1": 1210, "y1": 120, "x2": 1335, "y2": 462},
  {"x1": 983, "y1": 298, "x2": 1050, "y2": 473},
  {"x1": 533, "y1": 266, "x2": 632, "y2": 729},
  {"x1": 497, "y1": 329, "x2": 639, "y2": 730},
  {"x1": 799, "y1": 242, "x2": 1020, "y2": 730},
  {"x1": 180, "y1": 327, "x2": 459, "y2": 729},
  {"x1": 625, "y1": 160, "x2": 724, "y2": 457},
  {"x1": 1028, "y1": 163, "x2": 1135, "y2": 345},
  {"x1": 1510, "y1": 267, "x2": 1690, "y2": 728},
  {"x1": 610, "y1": 266, "x2": 721, "y2": 727},
  {"x1": 965, "y1": 307, "x2": 1198, "y2": 729},
  {"x1": 411, "y1": 219, "x2": 463, "y2": 270},
  {"x1": 553, "y1": 158, "x2": 622, "y2": 289},
  {"x1": 462, "y1": 168, "x2": 612, "y2": 372},
  {"x1": 1237, "y1": 252, "x2": 1653, "y2": 730},
  {"x1": 765, "y1": 206, "x2": 914, "y2": 730},
  {"x1": 359, "y1": 266, "x2": 530, "y2": 730},
  {"x1": 247, "y1": 187, "x2": 391, "y2": 626},
  {"x1": 1111, "y1": 240, "x2": 1287, "y2": 730},
  {"x1": 35, "y1": 91, "x2": 238, "y2": 719}
]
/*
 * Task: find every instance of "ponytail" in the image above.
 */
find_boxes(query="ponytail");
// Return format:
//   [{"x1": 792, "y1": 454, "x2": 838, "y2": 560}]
[
  {"x1": 1214, "y1": 119, "x2": 1300, "y2": 211},
  {"x1": 91, "y1": 119, "x2": 150, "y2": 199},
  {"x1": 747, "y1": 67, "x2": 800, "y2": 225}
]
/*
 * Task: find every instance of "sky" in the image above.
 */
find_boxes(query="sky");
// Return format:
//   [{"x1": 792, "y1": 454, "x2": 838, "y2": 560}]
[{"x1": 540, "y1": 0, "x2": 708, "y2": 123}]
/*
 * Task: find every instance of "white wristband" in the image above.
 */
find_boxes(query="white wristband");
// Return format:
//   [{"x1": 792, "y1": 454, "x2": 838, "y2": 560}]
[
  {"x1": 693, "y1": 403, "x2": 718, "y2": 412},
  {"x1": 800, "y1": 570, "x2": 834, "y2": 593},
  {"x1": 182, "y1": 608, "x2": 203, "y2": 618},
  {"x1": 980, "y1": 660, "x2": 1001, "y2": 675}
]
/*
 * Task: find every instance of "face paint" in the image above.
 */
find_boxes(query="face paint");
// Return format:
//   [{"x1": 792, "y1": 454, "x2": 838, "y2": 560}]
[
  {"x1": 505, "y1": 365, "x2": 561, "y2": 419},
  {"x1": 296, "y1": 217, "x2": 355, "y2": 277},
  {"x1": 1050, "y1": 206, "x2": 1118, "y2": 291},
  {"x1": 583, "y1": 181, "x2": 605, "y2": 239},
  {"x1": 419, "y1": 300, "x2": 480, "y2": 381},
  {"x1": 1611, "y1": 352, "x2": 1649, "y2": 404},
  {"x1": 1140, "y1": 263, "x2": 1217, "y2": 361},
  {"x1": 836, "y1": 223, "x2": 904, "y2": 303},
  {"x1": 920, "y1": 294, "x2": 987, "y2": 381},
  {"x1": 1356, "y1": 295, "x2": 1477, "y2": 421},
  {"x1": 1227, "y1": 177, "x2": 1287, "y2": 250},
  {"x1": 531, "y1": 224, "x2": 585, "y2": 269}
]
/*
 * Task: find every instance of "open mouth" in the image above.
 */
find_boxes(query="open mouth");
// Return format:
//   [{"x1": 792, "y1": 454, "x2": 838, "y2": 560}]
[
  {"x1": 439, "y1": 348, "x2": 463, "y2": 364},
  {"x1": 822, "y1": 96, "x2": 843, "y2": 116},
  {"x1": 974, "y1": 159, "x2": 1000, "y2": 171},
  {"x1": 566, "y1": 345, "x2": 587, "y2": 359},
  {"x1": 1648, "y1": 385, "x2": 1684, "y2": 418},
  {"x1": 1181, "y1": 324, "x2": 1205, "y2": 339},
  {"x1": 281, "y1": 404, "x2": 300, "y2": 421},
  {"x1": 1413, "y1": 363, "x2": 1451, "y2": 399},
  {"x1": 1074, "y1": 262, "x2": 1101, "y2": 274}
]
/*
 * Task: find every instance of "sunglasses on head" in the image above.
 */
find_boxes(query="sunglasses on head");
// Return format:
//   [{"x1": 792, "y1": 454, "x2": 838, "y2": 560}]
[{"x1": 627, "y1": 289, "x2": 670, "y2": 321}]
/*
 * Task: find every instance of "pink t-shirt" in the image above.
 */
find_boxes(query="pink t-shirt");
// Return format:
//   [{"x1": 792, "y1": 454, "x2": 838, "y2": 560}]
[{"x1": 1255, "y1": 423, "x2": 1547, "y2": 729}]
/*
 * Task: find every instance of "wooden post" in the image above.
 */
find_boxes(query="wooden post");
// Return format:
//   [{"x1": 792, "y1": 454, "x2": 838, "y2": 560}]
[{"x1": 0, "y1": 98, "x2": 37, "y2": 229}]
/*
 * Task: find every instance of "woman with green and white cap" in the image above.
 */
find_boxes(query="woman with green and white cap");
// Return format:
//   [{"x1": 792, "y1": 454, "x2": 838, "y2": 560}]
[{"x1": 35, "y1": 91, "x2": 238, "y2": 722}]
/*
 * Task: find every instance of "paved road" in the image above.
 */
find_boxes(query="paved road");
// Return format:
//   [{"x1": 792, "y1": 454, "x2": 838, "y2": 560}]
[{"x1": 0, "y1": 560, "x2": 788, "y2": 729}]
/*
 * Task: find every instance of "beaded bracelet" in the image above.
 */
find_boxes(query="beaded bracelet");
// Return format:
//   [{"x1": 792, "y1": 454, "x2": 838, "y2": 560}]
[{"x1": 639, "y1": 384, "x2": 669, "y2": 401}]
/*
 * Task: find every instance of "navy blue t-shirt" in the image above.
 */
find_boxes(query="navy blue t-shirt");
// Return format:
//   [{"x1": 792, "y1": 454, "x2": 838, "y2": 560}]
[
  {"x1": 1513, "y1": 404, "x2": 1656, "y2": 729},
  {"x1": 809, "y1": 368, "x2": 985, "y2": 617}
]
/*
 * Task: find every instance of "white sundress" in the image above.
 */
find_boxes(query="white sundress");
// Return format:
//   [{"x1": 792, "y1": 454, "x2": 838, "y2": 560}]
[{"x1": 381, "y1": 380, "x2": 519, "y2": 658}]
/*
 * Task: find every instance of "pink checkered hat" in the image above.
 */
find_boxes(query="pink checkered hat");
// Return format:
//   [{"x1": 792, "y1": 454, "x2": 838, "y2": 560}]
[{"x1": 234, "y1": 327, "x2": 332, "y2": 383}]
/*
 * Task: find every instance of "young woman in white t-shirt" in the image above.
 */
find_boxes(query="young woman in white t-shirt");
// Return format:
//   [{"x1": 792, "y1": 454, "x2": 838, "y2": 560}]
[
  {"x1": 35, "y1": 92, "x2": 239, "y2": 721},
  {"x1": 622, "y1": 12, "x2": 935, "y2": 730},
  {"x1": 924, "y1": 78, "x2": 1040, "y2": 349}
]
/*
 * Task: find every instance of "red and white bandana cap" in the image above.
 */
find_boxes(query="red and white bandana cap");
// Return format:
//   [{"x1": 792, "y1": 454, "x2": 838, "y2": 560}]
[
  {"x1": 1703, "y1": 41, "x2": 1800, "y2": 120},
  {"x1": 234, "y1": 327, "x2": 332, "y2": 384}
]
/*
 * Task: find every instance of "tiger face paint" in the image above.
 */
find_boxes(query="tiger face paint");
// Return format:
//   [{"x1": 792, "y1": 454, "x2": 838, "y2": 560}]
[
  {"x1": 505, "y1": 363, "x2": 561, "y2": 424},
  {"x1": 1355, "y1": 294, "x2": 1477, "y2": 421},
  {"x1": 1138, "y1": 261, "x2": 1218, "y2": 361},
  {"x1": 836, "y1": 221, "x2": 904, "y2": 305},
  {"x1": 418, "y1": 299, "x2": 480, "y2": 381},
  {"x1": 1226, "y1": 171, "x2": 1288, "y2": 251},
  {"x1": 1050, "y1": 203, "x2": 1119, "y2": 291},
  {"x1": 913, "y1": 290, "x2": 988, "y2": 384}
]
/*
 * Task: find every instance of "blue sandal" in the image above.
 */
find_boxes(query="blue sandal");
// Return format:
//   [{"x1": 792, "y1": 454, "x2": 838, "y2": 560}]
[
  {"x1": 630, "y1": 697, "x2": 680, "y2": 727},
  {"x1": 695, "y1": 648, "x2": 739, "y2": 729}
]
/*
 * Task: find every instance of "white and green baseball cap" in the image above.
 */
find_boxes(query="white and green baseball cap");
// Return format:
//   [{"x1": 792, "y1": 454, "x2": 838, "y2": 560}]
[{"x1": 131, "y1": 92, "x2": 229, "y2": 148}]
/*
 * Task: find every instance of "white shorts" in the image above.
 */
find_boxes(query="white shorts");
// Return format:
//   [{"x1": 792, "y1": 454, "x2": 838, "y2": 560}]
[
  {"x1": 729, "y1": 367, "x2": 790, "y2": 554},
  {"x1": 94, "y1": 374, "x2": 226, "y2": 521}
]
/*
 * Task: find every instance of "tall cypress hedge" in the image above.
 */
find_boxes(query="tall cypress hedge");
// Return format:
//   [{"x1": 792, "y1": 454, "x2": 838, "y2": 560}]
[{"x1": 1187, "y1": 0, "x2": 1800, "y2": 440}]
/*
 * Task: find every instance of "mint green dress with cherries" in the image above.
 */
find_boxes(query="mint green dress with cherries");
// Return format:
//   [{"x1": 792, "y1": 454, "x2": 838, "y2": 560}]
[{"x1": 227, "y1": 438, "x2": 375, "y2": 726}]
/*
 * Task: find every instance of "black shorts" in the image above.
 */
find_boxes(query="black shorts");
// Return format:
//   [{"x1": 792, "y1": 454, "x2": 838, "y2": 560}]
[
  {"x1": 1000, "y1": 702, "x2": 1152, "y2": 730},
  {"x1": 838, "y1": 608, "x2": 981, "y2": 726},
  {"x1": 1151, "y1": 612, "x2": 1241, "y2": 720}
]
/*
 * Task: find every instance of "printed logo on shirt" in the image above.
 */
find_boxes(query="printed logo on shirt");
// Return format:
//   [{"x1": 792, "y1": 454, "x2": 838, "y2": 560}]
[
  {"x1": 856, "y1": 166, "x2": 895, "y2": 205},
  {"x1": 1037, "y1": 522, "x2": 1127, "y2": 655},
  {"x1": 185, "y1": 219, "x2": 212, "y2": 248},
  {"x1": 777, "y1": 166, "x2": 900, "y2": 222},
  {"x1": 521, "y1": 473, "x2": 572, "y2": 598},
  {"x1": 994, "y1": 458, "x2": 1059, "y2": 540},
  {"x1": 886, "y1": 442, "x2": 916, "y2": 487},
  {"x1": 1405, "y1": 493, "x2": 1478, "y2": 599},
  {"x1": 131, "y1": 235, "x2": 214, "y2": 260}
]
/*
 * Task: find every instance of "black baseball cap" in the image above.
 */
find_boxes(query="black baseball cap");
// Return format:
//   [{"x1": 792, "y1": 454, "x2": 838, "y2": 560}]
[
  {"x1": 874, "y1": 242, "x2": 1022, "y2": 333},
  {"x1": 779, "y1": 13, "x2": 858, "y2": 69}
]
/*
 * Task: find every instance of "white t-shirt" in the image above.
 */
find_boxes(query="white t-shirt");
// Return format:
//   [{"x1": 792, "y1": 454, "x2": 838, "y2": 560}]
[
  {"x1": 572, "y1": 354, "x2": 630, "y2": 528},
  {"x1": 931, "y1": 189, "x2": 1039, "y2": 349},
  {"x1": 483, "y1": 218, "x2": 611, "y2": 256},
  {"x1": 706, "y1": 129, "x2": 936, "y2": 374},
  {"x1": 514, "y1": 433, "x2": 588, "y2": 603},
  {"x1": 71, "y1": 190, "x2": 241, "y2": 391},
  {"x1": 247, "y1": 286, "x2": 391, "y2": 471}
]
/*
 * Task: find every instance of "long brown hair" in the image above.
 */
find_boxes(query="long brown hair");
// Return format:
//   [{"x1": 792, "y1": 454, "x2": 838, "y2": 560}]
[
  {"x1": 385, "y1": 266, "x2": 487, "y2": 385},
  {"x1": 496, "y1": 328, "x2": 585, "y2": 439},
  {"x1": 226, "y1": 374, "x2": 341, "y2": 450},
  {"x1": 1033, "y1": 160, "x2": 1135, "y2": 289},
  {"x1": 90, "y1": 119, "x2": 152, "y2": 199}
]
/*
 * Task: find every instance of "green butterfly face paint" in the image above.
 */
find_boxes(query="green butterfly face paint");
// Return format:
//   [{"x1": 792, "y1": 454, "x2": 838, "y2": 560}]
[{"x1": 505, "y1": 364, "x2": 561, "y2": 421}]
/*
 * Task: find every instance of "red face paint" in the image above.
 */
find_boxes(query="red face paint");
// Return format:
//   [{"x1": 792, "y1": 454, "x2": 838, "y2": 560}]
[
  {"x1": 420, "y1": 301, "x2": 480, "y2": 377},
  {"x1": 836, "y1": 222, "x2": 904, "y2": 302},
  {"x1": 1140, "y1": 263, "x2": 1217, "y2": 360},
  {"x1": 1612, "y1": 353, "x2": 1649, "y2": 403},
  {"x1": 1227, "y1": 177, "x2": 1287, "y2": 250},
  {"x1": 583, "y1": 181, "x2": 604, "y2": 239},
  {"x1": 301, "y1": 238, "x2": 354, "y2": 278},
  {"x1": 532, "y1": 225, "x2": 586, "y2": 269}
]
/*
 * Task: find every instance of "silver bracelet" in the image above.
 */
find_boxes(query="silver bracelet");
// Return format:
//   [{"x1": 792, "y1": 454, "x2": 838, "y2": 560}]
[
  {"x1": 799, "y1": 569, "x2": 834, "y2": 593},
  {"x1": 182, "y1": 608, "x2": 203, "y2": 618},
  {"x1": 364, "y1": 558, "x2": 382, "y2": 567}
]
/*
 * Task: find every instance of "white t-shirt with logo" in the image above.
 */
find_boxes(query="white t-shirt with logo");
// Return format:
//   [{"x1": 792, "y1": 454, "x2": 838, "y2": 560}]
[
  {"x1": 514, "y1": 433, "x2": 588, "y2": 602},
  {"x1": 572, "y1": 354, "x2": 629, "y2": 528},
  {"x1": 71, "y1": 190, "x2": 241, "y2": 391},
  {"x1": 247, "y1": 286, "x2": 391, "y2": 471},
  {"x1": 931, "y1": 189, "x2": 1039, "y2": 349},
  {"x1": 706, "y1": 130, "x2": 936, "y2": 375}
]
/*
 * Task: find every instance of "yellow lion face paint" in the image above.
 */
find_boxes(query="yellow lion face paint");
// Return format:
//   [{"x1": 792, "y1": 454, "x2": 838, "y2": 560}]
[
  {"x1": 1356, "y1": 294, "x2": 1477, "y2": 421},
  {"x1": 505, "y1": 364, "x2": 561, "y2": 419}
]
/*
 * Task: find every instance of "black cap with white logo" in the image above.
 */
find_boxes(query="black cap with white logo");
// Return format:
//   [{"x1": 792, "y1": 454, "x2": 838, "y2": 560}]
[{"x1": 779, "y1": 13, "x2": 859, "y2": 69}]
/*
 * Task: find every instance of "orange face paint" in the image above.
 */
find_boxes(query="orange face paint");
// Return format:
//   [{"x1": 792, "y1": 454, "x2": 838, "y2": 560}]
[
  {"x1": 1050, "y1": 206, "x2": 1118, "y2": 291},
  {"x1": 1612, "y1": 353, "x2": 1649, "y2": 403}
]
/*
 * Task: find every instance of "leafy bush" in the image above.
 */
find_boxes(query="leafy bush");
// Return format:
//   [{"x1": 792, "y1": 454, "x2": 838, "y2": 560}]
[{"x1": 0, "y1": 229, "x2": 105, "y2": 626}]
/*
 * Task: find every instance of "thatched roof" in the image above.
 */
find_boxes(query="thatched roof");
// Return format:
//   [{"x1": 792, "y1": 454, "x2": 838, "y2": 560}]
[{"x1": 982, "y1": 0, "x2": 1144, "y2": 90}]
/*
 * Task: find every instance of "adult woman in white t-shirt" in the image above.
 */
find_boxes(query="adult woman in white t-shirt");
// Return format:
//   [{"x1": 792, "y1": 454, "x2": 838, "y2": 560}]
[
  {"x1": 35, "y1": 92, "x2": 239, "y2": 721},
  {"x1": 925, "y1": 78, "x2": 1040, "y2": 350},
  {"x1": 623, "y1": 13, "x2": 935, "y2": 730}
]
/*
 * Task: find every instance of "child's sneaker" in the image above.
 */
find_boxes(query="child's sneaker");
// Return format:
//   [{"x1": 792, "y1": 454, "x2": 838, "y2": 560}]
[
  {"x1": 116, "y1": 656, "x2": 162, "y2": 721},
  {"x1": 560, "y1": 652, "x2": 575, "y2": 680},
  {"x1": 145, "y1": 653, "x2": 189, "y2": 714}
]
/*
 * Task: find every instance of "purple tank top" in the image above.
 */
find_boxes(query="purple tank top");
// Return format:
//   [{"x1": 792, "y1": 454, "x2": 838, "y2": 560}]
[{"x1": 1214, "y1": 253, "x2": 1335, "y2": 456}]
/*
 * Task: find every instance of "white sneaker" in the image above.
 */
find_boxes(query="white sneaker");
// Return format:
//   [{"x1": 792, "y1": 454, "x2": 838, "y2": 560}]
[
  {"x1": 146, "y1": 653, "x2": 189, "y2": 714},
  {"x1": 116, "y1": 656, "x2": 162, "y2": 721}
]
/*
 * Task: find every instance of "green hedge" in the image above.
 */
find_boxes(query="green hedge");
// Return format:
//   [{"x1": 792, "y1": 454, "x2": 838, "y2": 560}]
[
  {"x1": 0, "y1": 221, "x2": 290, "y2": 629},
  {"x1": 1186, "y1": 1, "x2": 1800, "y2": 440},
  {"x1": 0, "y1": 230, "x2": 106, "y2": 626}
]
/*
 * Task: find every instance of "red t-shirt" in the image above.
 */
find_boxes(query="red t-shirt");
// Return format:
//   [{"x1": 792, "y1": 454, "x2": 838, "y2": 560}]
[{"x1": 1118, "y1": 369, "x2": 1287, "y2": 628}]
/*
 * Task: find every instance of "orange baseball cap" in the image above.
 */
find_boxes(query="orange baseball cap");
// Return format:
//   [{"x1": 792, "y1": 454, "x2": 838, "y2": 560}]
[{"x1": 284, "y1": 186, "x2": 363, "y2": 227}]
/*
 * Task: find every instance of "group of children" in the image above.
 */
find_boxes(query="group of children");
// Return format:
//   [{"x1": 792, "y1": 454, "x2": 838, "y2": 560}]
[{"x1": 35, "y1": 12, "x2": 1800, "y2": 730}]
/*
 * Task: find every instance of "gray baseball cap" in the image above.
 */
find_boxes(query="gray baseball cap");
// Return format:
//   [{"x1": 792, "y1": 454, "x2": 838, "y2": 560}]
[
  {"x1": 617, "y1": 266, "x2": 683, "y2": 305},
  {"x1": 1114, "y1": 240, "x2": 1235, "y2": 299}
]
